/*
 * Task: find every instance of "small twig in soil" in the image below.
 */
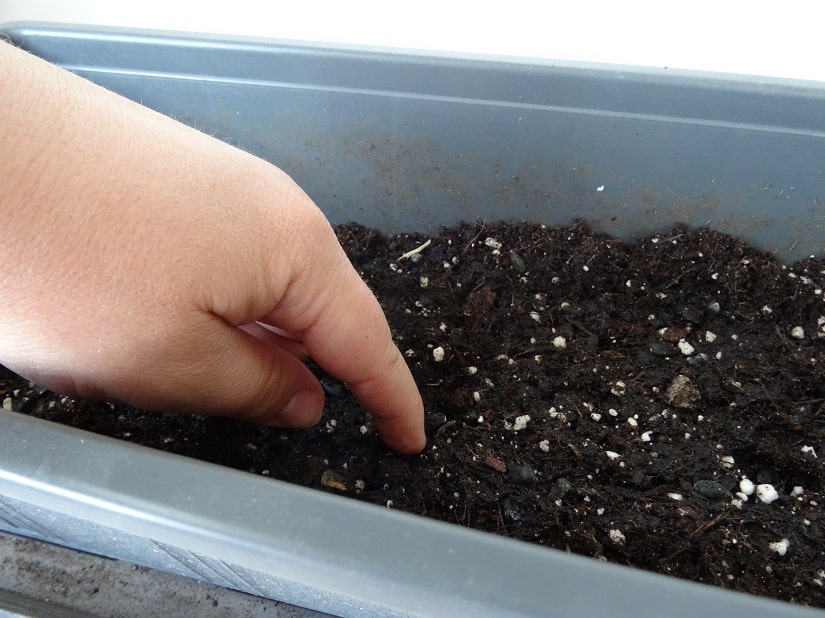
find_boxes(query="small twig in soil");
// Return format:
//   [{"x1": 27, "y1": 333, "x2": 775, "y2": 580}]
[
  {"x1": 398, "y1": 239, "x2": 432, "y2": 261},
  {"x1": 690, "y1": 511, "x2": 730, "y2": 538},
  {"x1": 513, "y1": 347, "x2": 568, "y2": 358},
  {"x1": 435, "y1": 420, "x2": 456, "y2": 439},
  {"x1": 791, "y1": 398, "x2": 825, "y2": 405},
  {"x1": 462, "y1": 222, "x2": 487, "y2": 256},
  {"x1": 565, "y1": 318, "x2": 596, "y2": 338}
]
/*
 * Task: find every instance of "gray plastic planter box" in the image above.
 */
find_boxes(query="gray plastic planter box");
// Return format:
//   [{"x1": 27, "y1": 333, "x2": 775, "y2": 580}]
[{"x1": 1, "y1": 23, "x2": 823, "y2": 617}]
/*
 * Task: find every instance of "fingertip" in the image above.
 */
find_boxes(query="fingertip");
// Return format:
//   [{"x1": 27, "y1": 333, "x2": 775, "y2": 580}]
[
  {"x1": 394, "y1": 429, "x2": 427, "y2": 455},
  {"x1": 375, "y1": 426, "x2": 426, "y2": 455},
  {"x1": 373, "y1": 393, "x2": 426, "y2": 455},
  {"x1": 276, "y1": 388, "x2": 325, "y2": 428},
  {"x1": 401, "y1": 400, "x2": 427, "y2": 454}
]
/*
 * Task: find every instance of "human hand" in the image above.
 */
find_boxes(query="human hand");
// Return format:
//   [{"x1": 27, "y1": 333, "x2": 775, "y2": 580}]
[{"x1": 0, "y1": 44, "x2": 425, "y2": 454}]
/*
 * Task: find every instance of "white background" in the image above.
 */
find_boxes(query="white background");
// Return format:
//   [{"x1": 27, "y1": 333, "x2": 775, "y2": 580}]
[{"x1": 1, "y1": 0, "x2": 824, "y2": 83}]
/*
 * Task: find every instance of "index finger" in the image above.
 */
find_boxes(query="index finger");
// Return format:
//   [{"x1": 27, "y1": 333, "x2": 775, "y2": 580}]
[{"x1": 274, "y1": 232, "x2": 426, "y2": 454}]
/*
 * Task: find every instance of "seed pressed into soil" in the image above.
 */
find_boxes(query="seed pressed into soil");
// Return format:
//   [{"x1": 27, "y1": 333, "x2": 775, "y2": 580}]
[{"x1": 2, "y1": 221, "x2": 824, "y2": 607}]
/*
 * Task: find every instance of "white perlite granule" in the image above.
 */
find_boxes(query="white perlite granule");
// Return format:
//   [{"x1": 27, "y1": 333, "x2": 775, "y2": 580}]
[
  {"x1": 756, "y1": 484, "x2": 780, "y2": 504},
  {"x1": 739, "y1": 478, "x2": 755, "y2": 496},
  {"x1": 512, "y1": 415, "x2": 531, "y2": 431},
  {"x1": 677, "y1": 339, "x2": 695, "y2": 355},
  {"x1": 769, "y1": 538, "x2": 790, "y2": 556}
]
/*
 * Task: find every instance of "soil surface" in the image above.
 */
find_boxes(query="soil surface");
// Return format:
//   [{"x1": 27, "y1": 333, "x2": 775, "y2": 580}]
[{"x1": 2, "y1": 221, "x2": 824, "y2": 607}]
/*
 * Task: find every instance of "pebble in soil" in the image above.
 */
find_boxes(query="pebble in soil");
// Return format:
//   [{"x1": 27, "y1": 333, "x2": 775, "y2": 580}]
[{"x1": 1, "y1": 221, "x2": 824, "y2": 607}]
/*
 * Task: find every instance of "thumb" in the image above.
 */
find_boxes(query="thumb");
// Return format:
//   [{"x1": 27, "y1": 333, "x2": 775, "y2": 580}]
[{"x1": 133, "y1": 314, "x2": 325, "y2": 428}]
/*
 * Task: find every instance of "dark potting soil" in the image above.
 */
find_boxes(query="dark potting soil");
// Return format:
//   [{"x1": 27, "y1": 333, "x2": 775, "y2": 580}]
[{"x1": 2, "y1": 221, "x2": 824, "y2": 607}]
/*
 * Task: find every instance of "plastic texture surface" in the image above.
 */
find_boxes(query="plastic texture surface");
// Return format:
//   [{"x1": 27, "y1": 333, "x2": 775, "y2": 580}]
[
  {"x1": 1, "y1": 412, "x2": 820, "y2": 618},
  {"x1": 4, "y1": 23, "x2": 824, "y2": 262},
  {"x1": 0, "y1": 23, "x2": 824, "y2": 618}
]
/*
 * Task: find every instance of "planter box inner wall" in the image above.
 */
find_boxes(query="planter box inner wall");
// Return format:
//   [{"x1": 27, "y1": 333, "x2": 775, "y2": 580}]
[{"x1": 1, "y1": 24, "x2": 823, "y2": 617}]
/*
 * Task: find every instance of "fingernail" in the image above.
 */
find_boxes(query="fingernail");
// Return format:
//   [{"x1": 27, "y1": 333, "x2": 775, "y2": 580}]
[{"x1": 279, "y1": 390, "x2": 324, "y2": 427}]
